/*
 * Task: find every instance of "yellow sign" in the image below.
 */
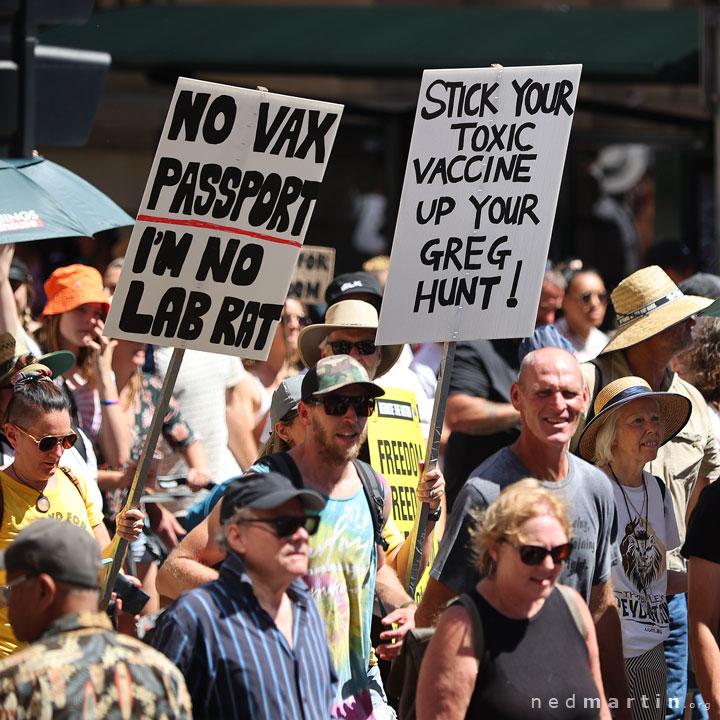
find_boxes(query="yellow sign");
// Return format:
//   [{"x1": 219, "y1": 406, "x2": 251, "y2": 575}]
[{"x1": 367, "y1": 386, "x2": 435, "y2": 601}]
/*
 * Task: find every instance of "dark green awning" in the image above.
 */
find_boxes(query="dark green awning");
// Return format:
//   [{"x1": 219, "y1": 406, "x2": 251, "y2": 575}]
[{"x1": 40, "y1": 5, "x2": 700, "y2": 84}]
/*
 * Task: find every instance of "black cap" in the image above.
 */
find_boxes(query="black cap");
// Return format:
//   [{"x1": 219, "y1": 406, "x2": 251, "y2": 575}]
[
  {"x1": 0, "y1": 519, "x2": 102, "y2": 589},
  {"x1": 220, "y1": 471, "x2": 326, "y2": 523},
  {"x1": 8, "y1": 257, "x2": 30, "y2": 284},
  {"x1": 325, "y1": 272, "x2": 383, "y2": 310}
]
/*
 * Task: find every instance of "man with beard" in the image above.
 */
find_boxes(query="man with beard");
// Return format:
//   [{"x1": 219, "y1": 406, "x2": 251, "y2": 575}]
[
  {"x1": 569, "y1": 265, "x2": 720, "y2": 719},
  {"x1": 157, "y1": 355, "x2": 417, "y2": 720}
]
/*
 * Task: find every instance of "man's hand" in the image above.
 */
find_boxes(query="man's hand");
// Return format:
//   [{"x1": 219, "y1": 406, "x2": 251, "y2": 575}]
[
  {"x1": 185, "y1": 468, "x2": 213, "y2": 493},
  {"x1": 376, "y1": 603, "x2": 417, "y2": 660},
  {"x1": 417, "y1": 463, "x2": 444, "y2": 513},
  {"x1": 148, "y1": 504, "x2": 187, "y2": 550}
]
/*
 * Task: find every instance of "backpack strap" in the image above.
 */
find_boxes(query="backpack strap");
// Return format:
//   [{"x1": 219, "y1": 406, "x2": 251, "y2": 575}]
[
  {"x1": 59, "y1": 466, "x2": 86, "y2": 503},
  {"x1": 584, "y1": 360, "x2": 603, "y2": 424},
  {"x1": 454, "y1": 593, "x2": 485, "y2": 671},
  {"x1": 260, "y1": 452, "x2": 304, "y2": 489},
  {"x1": 556, "y1": 584, "x2": 587, "y2": 639},
  {"x1": 653, "y1": 474, "x2": 667, "y2": 503},
  {"x1": 353, "y1": 459, "x2": 388, "y2": 551}
]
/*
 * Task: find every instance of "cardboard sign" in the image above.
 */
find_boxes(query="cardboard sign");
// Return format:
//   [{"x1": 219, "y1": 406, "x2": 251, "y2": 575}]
[
  {"x1": 377, "y1": 65, "x2": 581, "y2": 345},
  {"x1": 367, "y1": 387, "x2": 435, "y2": 599},
  {"x1": 287, "y1": 245, "x2": 335, "y2": 303},
  {"x1": 105, "y1": 78, "x2": 343, "y2": 360}
]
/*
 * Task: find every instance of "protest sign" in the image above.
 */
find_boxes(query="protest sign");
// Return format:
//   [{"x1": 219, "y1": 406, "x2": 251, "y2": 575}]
[
  {"x1": 287, "y1": 245, "x2": 335, "y2": 303},
  {"x1": 377, "y1": 64, "x2": 581, "y2": 345},
  {"x1": 105, "y1": 77, "x2": 343, "y2": 361},
  {"x1": 367, "y1": 387, "x2": 435, "y2": 597}
]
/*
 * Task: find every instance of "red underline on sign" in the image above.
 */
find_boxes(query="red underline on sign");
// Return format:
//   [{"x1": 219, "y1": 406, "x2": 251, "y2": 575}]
[{"x1": 136, "y1": 214, "x2": 303, "y2": 248}]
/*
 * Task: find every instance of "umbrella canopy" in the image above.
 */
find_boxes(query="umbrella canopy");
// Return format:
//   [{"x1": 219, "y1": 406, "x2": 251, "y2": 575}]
[{"x1": 0, "y1": 156, "x2": 134, "y2": 243}]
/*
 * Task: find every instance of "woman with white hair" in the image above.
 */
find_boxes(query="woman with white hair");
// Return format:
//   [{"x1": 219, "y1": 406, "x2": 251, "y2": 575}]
[{"x1": 579, "y1": 377, "x2": 690, "y2": 720}]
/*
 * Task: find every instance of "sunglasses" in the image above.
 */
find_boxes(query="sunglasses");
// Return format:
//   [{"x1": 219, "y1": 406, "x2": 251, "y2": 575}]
[
  {"x1": 306, "y1": 394, "x2": 376, "y2": 417},
  {"x1": 282, "y1": 313, "x2": 310, "y2": 328},
  {"x1": 14, "y1": 425, "x2": 78, "y2": 453},
  {"x1": 577, "y1": 291, "x2": 608, "y2": 305},
  {"x1": 0, "y1": 574, "x2": 31, "y2": 604},
  {"x1": 503, "y1": 539, "x2": 573, "y2": 566},
  {"x1": 328, "y1": 340, "x2": 377, "y2": 356},
  {"x1": 240, "y1": 515, "x2": 320, "y2": 538}
]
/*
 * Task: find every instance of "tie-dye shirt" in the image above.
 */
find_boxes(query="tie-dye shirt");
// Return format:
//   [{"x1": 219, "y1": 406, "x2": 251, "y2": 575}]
[{"x1": 304, "y1": 488, "x2": 377, "y2": 719}]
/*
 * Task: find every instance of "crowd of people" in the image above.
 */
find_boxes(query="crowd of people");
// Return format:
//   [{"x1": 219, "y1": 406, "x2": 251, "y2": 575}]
[{"x1": 0, "y1": 242, "x2": 718, "y2": 720}]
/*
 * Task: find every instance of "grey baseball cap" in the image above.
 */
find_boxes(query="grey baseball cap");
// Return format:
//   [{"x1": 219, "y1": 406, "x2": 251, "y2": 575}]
[{"x1": 270, "y1": 374, "x2": 304, "y2": 427}]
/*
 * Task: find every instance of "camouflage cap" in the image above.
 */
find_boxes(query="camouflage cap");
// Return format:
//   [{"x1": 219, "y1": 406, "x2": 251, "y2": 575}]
[{"x1": 301, "y1": 355, "x2": 385, "y2": 401}]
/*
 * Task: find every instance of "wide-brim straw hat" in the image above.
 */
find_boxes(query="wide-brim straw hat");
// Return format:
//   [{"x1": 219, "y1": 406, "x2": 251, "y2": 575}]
[
  {"x1": 600, "y1": 266, "x2": 713, "y2": 355},
  {"x1": 297, "y1": 299, "x2": 402, "y2": 379},
  {"x1": 578, "y1": 375, "x2": 691, "y2": 463}
]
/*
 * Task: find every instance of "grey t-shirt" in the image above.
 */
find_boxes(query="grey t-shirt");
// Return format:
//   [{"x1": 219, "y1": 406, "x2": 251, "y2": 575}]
[{"x1": 431, "y1": 447, "x2": 620, "y2": 603}]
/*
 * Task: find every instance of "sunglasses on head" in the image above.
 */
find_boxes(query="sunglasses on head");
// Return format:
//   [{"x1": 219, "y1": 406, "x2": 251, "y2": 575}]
[
  {"x1": 503, "y1": 539, "x2": 572, "y2": 566},
  {"x1": 328, "y1": 340, "x2": 377, "y2": 356},
  {"x1": 14, "y1": 425, "x2": 78, "y2": 453},
  {"x1": 306, "y1": 394, "x2": 375, "y2": 417},
  {"x1": 578, "y1": 291, "x2": 608, "y2": 305},
  {"x1": 240, "y1": 515, "x2": 320, "y2": 538}
]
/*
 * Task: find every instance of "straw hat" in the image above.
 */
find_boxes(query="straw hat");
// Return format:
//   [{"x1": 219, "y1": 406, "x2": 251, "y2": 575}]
[
  {"x1": 0, "y1": 332, "x2": 74, "y2": 386},
  {"x1": 578, "y1": 376, "x2": 691, "y2": 462},
  {"x1": 297, "y1": 299, "x2": 402, "y2": 379},
  {"x1": 600, "y1": 266, "x2": 713, "y2": 355},
  {"x1": 41, "y1": 264, "x2": 109, "y2": 318}
]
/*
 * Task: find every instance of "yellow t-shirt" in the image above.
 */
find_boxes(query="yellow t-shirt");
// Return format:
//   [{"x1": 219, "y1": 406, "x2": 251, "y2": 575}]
[{"x1": 0, "y1": 467, "x2": 103, "y2": 657}]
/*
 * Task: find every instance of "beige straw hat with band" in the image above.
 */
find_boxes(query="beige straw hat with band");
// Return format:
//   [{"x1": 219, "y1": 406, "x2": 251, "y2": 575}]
[
  {"x1": 577, "y1": 376, "x2": 691, "y2": 463},
  {"x1": 599, "y1": 266, "x2": 713, "y2": 355},
  {"x1": 297, "y1": 299, "x2": 402, "y2": 379}
]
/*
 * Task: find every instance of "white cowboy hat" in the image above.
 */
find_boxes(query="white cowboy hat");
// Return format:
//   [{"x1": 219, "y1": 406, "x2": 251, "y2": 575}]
[{"x1": 297, "y1": 299, "x2": 402, "y2": 379}]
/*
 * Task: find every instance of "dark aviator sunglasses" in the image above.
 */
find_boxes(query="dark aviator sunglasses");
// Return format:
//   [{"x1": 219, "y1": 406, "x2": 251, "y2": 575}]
[{"x1": 503, "y1": 539, "x2": 573, "y2": 566}]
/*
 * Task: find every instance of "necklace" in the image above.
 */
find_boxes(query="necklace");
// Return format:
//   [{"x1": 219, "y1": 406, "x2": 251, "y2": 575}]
[
  {"x1": 6, "y1": 465, "x2": 50, "y2": 513},
  {"x1": 608, "y1": 463, "x2": 648, "y2": 535}
]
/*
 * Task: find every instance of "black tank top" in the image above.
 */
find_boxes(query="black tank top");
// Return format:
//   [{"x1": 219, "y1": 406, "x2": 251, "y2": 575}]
[{"x1": 467, "y1": 586, "x2": 601, "y2": 719}]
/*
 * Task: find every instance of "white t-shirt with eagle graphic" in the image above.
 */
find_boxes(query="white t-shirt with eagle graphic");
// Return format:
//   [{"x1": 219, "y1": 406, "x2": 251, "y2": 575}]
[{"x1": 609, "y1": 469, "x2": 680, "y2": 658}]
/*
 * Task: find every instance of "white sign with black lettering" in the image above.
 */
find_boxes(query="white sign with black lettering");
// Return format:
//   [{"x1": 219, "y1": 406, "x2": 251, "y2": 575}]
[
  {"x1": 105, "y1": 77, "x2": 342, "y2": 359},
  {"x1": 287, "y1": 245, "x2": 336, "y2": 303},
  {"x1": 376, "y1": 64, "x2": 581, "y2": 345}
]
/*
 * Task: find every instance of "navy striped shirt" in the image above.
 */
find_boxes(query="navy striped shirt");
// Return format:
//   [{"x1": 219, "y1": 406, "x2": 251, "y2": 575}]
[{"x1": 152, "y1": 551, "x2": 337, "y2": 719}]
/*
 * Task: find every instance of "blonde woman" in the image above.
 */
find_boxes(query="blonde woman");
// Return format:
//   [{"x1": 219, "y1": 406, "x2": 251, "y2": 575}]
[{"x1": 416, "y1": 480, "x2": 609, "y2": 720}]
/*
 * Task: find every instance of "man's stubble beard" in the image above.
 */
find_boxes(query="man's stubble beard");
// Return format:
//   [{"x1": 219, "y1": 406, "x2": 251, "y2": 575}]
[{"x1": 311, "y1": 419, "x2": 368, "y2": 465}]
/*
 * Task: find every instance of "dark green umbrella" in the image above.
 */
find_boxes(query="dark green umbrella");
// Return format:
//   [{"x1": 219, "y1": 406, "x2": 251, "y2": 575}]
[{"x1": 0, "y1": 156, "x2": 134, "y2": 243}]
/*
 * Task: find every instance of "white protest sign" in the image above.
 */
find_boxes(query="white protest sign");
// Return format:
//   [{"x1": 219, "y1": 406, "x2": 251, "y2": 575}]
[
  {"x1": 377, "y1": 65, "x2": 581, "y2": 345},
  {"x1": 287, "y1": 245, "x2": 336, "y2": 304},
  {"x1": 105, "y1": 77, "x2": 343, "y2": 360}
]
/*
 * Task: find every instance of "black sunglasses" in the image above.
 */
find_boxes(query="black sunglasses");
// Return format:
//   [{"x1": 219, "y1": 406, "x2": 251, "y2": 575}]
[
  {"x1": 15, "y1": 425, "x2": 78, "y2": 453},
  {"x1": 503, "y1": 539, "x2": 573, "y2": 566},
  {"x1": 578, "y1": 291, "x2": 608, "y2": 305},
  {"x1": 306, "y1": 394, "x2": 375, "y2": 417},
  {"x1": 240, "y1": 515, "x2": 320, "y2": 538},
  {"x1": 328, "y1": 340, "x2": 377, "y2": 356}
]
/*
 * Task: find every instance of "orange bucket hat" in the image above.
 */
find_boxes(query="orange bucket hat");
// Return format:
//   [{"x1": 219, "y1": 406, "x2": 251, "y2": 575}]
[{"x1": 41, "y1": 264, "x2": 110, "y2": 318}]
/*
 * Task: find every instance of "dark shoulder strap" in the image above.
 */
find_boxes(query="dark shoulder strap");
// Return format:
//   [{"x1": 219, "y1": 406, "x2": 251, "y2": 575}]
[
  {"x1": 585, "y1": 360, "x2": 603, "y2": 423},
  {"x1": 352, "y1": 459, "x2": 388, "y2": 550},
  {"x1": 70, "y1": 424, "x2": 87, "y2": 463},
  {"x1": 59, "y1": 466, "x2": 86, "y2": 502},
  {"x1": 653, "y1": 474, "x2": 667, "y2": 502},
  {"x1": 455, "y1": 593, "x2": 485, "y2": 671},
  {"x1": 556, "y1": 584, "x2": 587, "y2": 639},
  {"x1": 260, "y1": 452, "x2": 304, "y2": 489}
]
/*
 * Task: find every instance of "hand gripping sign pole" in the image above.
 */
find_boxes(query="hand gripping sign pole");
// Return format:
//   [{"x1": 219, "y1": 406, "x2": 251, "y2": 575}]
[
  {"x1": 405, "y1": 341, "x2": 455, "y2": 597},
  {"x1": 99, "y1": 348, "x2": 184, "y2": 610}
]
